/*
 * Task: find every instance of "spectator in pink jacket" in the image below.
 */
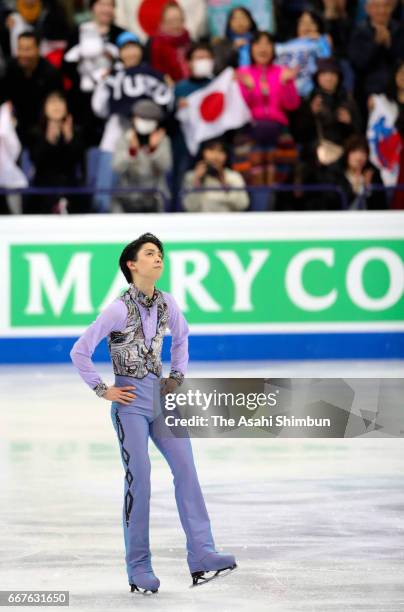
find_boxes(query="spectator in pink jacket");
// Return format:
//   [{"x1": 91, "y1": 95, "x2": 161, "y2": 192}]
[
  {"x1": 233, "y1": 31, "x2": 301, "y2": 210},
  {"x1": 236, "y1": 31, "x2": 300, "y2": 133}
]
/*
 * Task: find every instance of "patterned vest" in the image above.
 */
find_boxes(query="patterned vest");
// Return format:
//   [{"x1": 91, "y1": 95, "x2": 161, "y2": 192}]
[{"x1": 107, "y1": 284, "x2": 169, "y2": 379}]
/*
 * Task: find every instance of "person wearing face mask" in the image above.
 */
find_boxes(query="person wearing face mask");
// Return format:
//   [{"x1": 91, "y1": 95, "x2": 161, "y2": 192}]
[
  {"x1": 112, "y1": 99, "x2": 172, "y2": 213},
  {"x1": 171, "y1": 42, "x2": 215, "y2": 210},
  {"x1": 90, "y1": 31, "x2": 144, "y2": 214},
  {"x1": 175, "y1": 43, "x2": 215, "y2": 103}
]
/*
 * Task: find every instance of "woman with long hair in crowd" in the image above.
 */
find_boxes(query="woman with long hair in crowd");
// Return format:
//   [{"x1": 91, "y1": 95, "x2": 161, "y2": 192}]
[{"x1": 212, "y1": 6, "x2": 257, "y2": 73}]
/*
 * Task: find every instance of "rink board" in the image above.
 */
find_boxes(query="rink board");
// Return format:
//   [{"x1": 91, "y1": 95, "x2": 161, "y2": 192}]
[{"x1": 0, "y1": 212, "x2": 403, "y2": 362}]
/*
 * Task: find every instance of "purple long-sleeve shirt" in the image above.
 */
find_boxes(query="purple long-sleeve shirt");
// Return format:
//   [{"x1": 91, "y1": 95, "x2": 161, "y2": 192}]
[{"x1": 70, "y1": 290, "x2": 189, "y2": 390}]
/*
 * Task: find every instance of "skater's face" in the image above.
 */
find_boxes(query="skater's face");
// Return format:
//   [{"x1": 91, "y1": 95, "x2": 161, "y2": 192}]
[{"x1": 128, "y1": 242, "x2": 164, "y2": 281}]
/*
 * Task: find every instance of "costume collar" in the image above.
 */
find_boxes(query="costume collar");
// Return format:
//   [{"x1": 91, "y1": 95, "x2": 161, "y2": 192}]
[{"x1": 128, "y1": 283, "x2": 160, "y2": 308}]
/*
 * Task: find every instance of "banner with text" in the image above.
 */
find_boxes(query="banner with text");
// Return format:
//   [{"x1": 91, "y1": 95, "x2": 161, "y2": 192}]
[{"x1": 0, "y1": 212, "x2": 403, "y2": 361}]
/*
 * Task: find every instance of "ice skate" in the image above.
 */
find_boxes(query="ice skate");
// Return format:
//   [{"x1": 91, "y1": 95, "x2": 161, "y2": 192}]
[
  {"x1": 189, "y1": 551, "x2": 237, "y2": 587},
  {"x1": 129, "y1": 570, "x2": 160, "y2": 595}
]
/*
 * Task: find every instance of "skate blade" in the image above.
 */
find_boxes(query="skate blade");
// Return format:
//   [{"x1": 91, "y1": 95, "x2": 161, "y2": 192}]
[
  {"x1": 130, "y1": 584, "x2": 158, "y2": 595},
  {"x1": 189, "y1": 563, "x2": 238, "y2": 588}
]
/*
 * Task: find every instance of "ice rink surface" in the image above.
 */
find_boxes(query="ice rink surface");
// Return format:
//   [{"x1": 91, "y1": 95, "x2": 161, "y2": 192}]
[{"x1": 1, "y1": 360, "x2": 403, "y2": 612}]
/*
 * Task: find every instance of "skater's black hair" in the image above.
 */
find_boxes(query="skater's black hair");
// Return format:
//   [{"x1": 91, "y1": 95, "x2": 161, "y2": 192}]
[{"x1": 119, "y1": 233, "x2": 164, "y2": 283}]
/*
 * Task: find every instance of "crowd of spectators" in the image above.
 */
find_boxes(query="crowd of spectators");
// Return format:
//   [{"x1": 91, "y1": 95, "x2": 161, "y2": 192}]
[{"x1": 0, "y1": 0, "x2": 404, "y2": 214}]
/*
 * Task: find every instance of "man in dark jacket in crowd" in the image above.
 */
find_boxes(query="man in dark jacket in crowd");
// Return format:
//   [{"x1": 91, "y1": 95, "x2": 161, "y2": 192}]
[
  {"x1": 348, "y1": 0, "x2": 404, "y2": 118},
  {"x1": 0, "y1": 31, "x2": 63, "y2": 145}
]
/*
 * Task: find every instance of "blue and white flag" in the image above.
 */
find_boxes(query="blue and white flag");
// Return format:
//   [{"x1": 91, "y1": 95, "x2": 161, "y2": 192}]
[{"x1": 275, "y1": 36, "x2": 331, "y2": 98}]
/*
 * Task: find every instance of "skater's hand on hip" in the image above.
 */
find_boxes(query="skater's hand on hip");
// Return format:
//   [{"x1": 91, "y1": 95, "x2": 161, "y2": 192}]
[
  {"x1": 103, "y1": 385, "x2": 136, "y2": 404},
  {"x1": 160, "y1": 377, "x2": 178, "y2": 396}
]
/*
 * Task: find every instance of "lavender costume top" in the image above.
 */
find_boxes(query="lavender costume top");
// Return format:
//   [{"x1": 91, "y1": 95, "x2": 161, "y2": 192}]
[{"x1": 70, "y1": 283, "x2": 189, "y2": 397}]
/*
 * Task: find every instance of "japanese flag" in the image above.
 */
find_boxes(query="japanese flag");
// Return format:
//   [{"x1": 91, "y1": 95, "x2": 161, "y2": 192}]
[{"x1": 176, "y1": 67, "x2": 252, "y2": 155}]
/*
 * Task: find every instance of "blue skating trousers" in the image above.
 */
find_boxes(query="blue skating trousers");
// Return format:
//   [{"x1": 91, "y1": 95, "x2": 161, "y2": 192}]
[{"x1": 110, "y1": 373, "x2": 217, "y2": 582}]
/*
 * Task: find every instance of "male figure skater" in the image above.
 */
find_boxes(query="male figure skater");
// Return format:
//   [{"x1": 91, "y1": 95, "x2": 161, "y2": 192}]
[{"x1": 70, "y1": 233, "x2": 237, "y2": 593}]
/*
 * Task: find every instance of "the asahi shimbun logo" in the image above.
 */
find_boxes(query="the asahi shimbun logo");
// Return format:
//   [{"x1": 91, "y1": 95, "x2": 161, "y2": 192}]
[{"x1": 9, "y1": 240, "x2": 404, "y2": 327}]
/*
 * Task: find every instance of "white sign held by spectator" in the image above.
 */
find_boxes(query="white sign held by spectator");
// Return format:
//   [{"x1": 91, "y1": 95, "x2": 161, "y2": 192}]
[{"x1": 0, "y1": 103, "x2": 28, "y2": 189}]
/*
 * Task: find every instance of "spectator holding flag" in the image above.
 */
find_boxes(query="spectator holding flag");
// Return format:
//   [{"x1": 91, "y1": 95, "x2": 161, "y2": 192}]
[
  {"x1": 275, "y1": 9, "x2": 332, "y2": 99},
  {"x1": 172, "y1": 41, "x2": 215, "y2": 209},
  {"x1": 367, "y1": 61, "x2": 403, "y2": 188},
  {"x1": 391, "y1": 60, "x2": 404, "y2": 208}
]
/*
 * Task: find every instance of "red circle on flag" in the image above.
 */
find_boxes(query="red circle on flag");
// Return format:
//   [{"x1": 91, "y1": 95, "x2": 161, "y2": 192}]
[
  {"x1": 199, "y1": 92, "x2": 225, "y2": 122},
  {"x1": 138, "y1": 0, "x2": 178, "y2": 37}
]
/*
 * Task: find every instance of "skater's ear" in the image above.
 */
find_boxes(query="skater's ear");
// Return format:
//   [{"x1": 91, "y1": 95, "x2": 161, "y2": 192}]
[{"x1": 126, "y1": 259, "x2": 137, "y2": 276}]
